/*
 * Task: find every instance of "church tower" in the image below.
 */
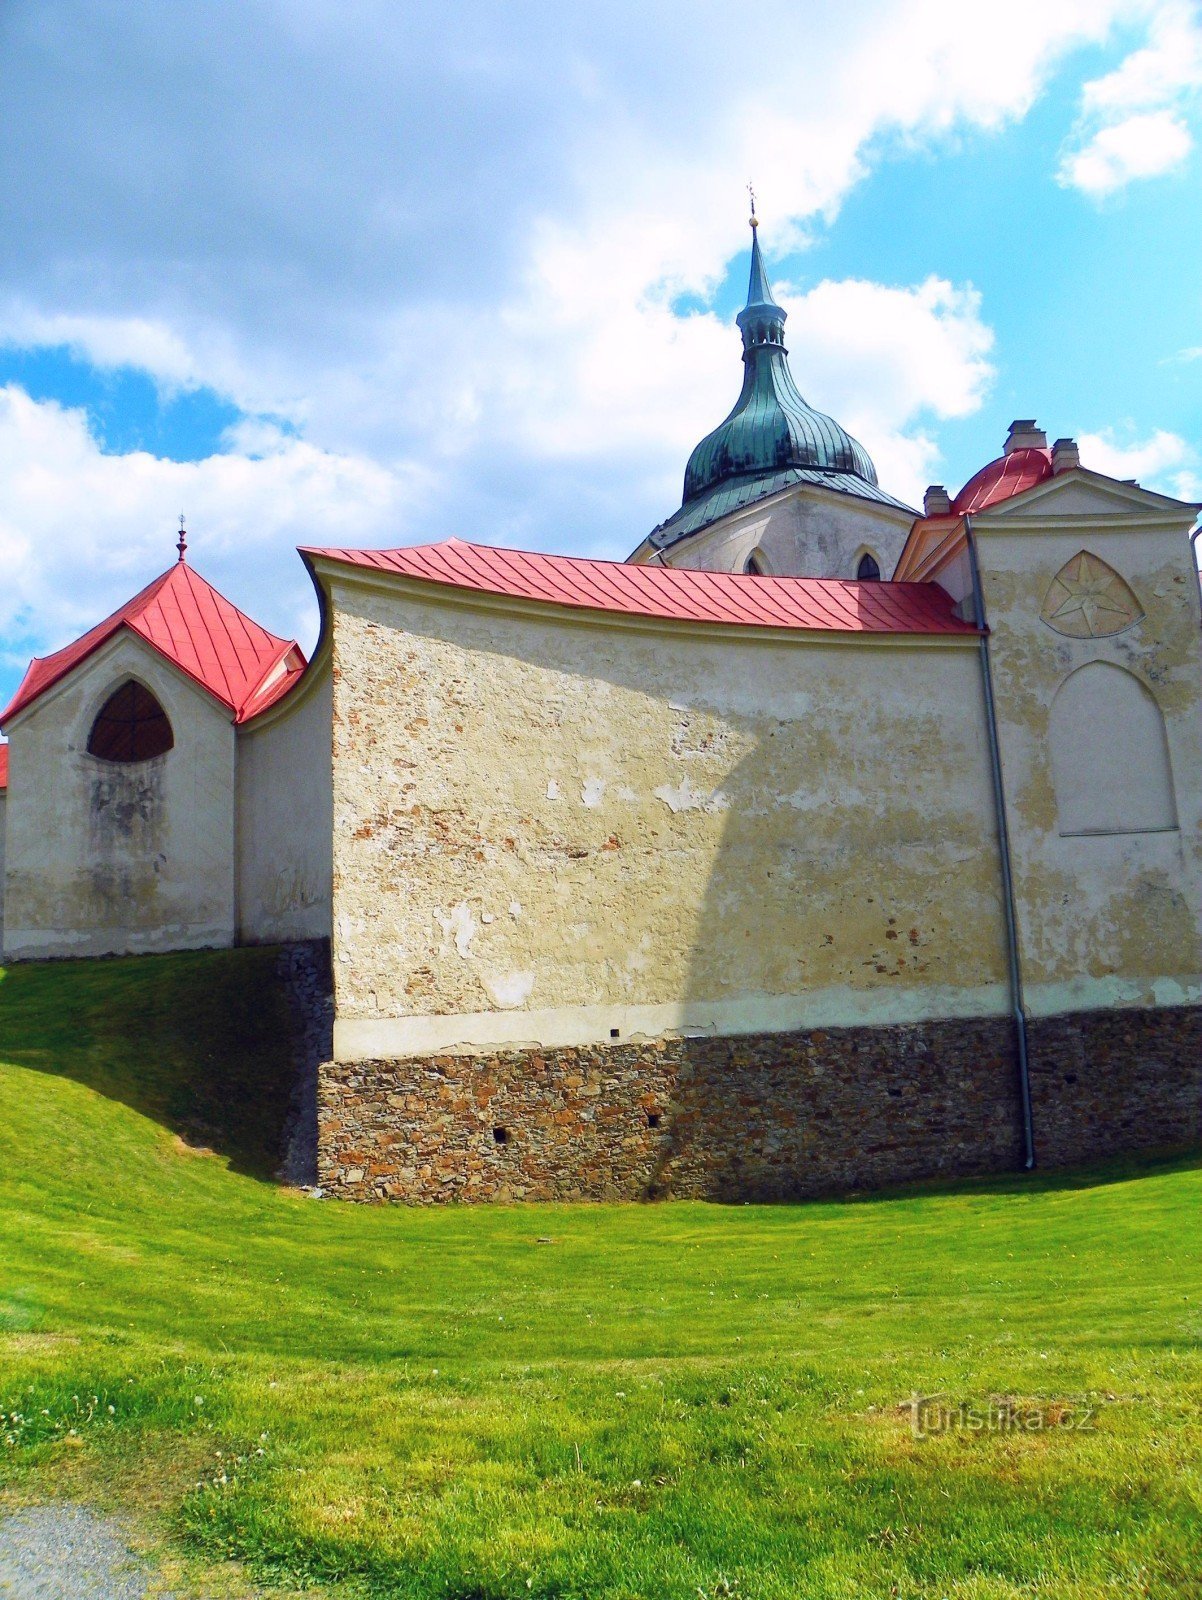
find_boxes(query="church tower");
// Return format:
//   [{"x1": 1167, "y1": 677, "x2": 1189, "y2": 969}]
[{"x1": 628, "y1": 214, "x2": 916, "y2": 579}]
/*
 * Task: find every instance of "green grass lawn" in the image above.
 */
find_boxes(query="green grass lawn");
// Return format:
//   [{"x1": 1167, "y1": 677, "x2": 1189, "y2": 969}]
[{"x1": 0, "y1": 948, "x2": 1200, "y2": 1599}]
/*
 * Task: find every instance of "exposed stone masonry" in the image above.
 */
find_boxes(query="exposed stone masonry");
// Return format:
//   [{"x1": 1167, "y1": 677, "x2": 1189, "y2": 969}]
[
  {"x1": 318, "y1": 1005, "x2": 1201, "y2": 1203},
  {"x1": 319, "y1": 1016, "x2": 1025, "y2": 1203},
  {"x1": 1027, "y1": 1004, "x2": 1202, "y2": 1166}
]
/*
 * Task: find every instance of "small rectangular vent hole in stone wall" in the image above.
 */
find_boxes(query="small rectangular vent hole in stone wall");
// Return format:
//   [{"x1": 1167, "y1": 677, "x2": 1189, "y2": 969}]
[
  {"x1": 647, "y1": 1112, "x2": 661, "y2": 1129},
  {"x1": 492, "y1": 1126, "x2": 509, "y2": 1145},
  {"x1": 610, "y1": 1027, "x2": 620, "y2": 1038}
]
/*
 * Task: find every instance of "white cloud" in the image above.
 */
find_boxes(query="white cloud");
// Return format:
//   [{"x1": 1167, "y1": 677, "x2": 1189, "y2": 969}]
[
  {"x1": 1059, "y1": 1, "x2": 1202, "y2": 194},
  {"x1": 0, "y1": 0, "x2": 1190, "y2": 654},
  {"x1": 778, "y1": 277, "x2": 995, "y2": 505},
  {"x1": 0, "y1": 386, "x2": 417, "y2": 668},
  {"x1": 0, "y1": 1, "x2": 1138, "y2": 438},
  {"x1": 1060, "y1": 109, "x2": 1193, "y2": 194},
  {"x1": 1079, "y1": 425, "x2": 1197, "y2": 494}
]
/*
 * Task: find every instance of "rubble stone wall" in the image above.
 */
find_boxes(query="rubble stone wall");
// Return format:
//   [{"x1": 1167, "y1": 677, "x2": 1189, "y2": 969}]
[{"x1": 316, "y1": 1004, "x2": 1201, "y2": 1203}]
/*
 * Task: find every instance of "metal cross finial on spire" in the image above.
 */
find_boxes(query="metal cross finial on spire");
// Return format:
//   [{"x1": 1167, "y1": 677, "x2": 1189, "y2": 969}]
[
  {"x1": 176, "y1": 513, "x2": 187, "y2": 563},
  {"x1": 747, "y1": 180, "x2": 758, "y2": 229}
]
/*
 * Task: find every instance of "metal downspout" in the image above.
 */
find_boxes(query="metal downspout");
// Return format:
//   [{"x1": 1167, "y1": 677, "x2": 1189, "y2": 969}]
[
  {"x1": 1190, "y1": 526, "x2": 1202, "y2": 622},
  {"x1": 966, "y1": 517, "x2": 1035, "y2": 1170}
]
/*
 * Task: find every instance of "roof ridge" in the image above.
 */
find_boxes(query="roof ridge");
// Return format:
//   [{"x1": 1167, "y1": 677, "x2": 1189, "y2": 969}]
[
  {"x1": 2, "y1": 558, "x2": 304, "y2": 726},
  {"x1": 303, "y1": 540, "x2": 980, "y2": 638}
]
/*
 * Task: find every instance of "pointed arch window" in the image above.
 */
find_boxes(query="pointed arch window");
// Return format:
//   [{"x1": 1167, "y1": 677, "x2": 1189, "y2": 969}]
[
  {"x1": 745, "y1": 551, "x2": 766, "y2": 576},
  {"x1": 87, "y1": 681, "x2": 174, "y2": 763},
  {"x1": 856, "y1": 552, "x2": 881, "y2": 581}
]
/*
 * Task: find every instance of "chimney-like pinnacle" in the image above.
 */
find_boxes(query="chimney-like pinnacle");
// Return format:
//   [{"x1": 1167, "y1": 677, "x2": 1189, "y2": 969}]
[
  {"x1": 1004, "y1": 420, "x2": 1048, "y2": 455},
  {"x1": 1051, "y1": 437, "x2": 1080, "y2": 474}
]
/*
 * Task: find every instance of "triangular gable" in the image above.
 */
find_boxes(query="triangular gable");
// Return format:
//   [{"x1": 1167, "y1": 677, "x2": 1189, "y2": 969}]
[
  {"x1": 1, "y1": 561, "x2": 306, "y2": 727},
  {"x1": 970, "y1": 467, "x2": 1198, "y2": 523},
  {"x1": 893, "y1": 514, "x2": 966, "y2": 583}
]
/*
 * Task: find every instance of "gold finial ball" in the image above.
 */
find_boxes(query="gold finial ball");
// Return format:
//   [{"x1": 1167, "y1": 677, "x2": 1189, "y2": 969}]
[{"x1": 749, "y1": 213, "x2": 758, "y2": 228}]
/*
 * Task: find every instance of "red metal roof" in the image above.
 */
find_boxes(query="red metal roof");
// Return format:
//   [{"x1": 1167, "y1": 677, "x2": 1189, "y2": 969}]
[
  {"x1": 953, "y1": 447, "x2": 1053, "y2": 515},
  {"x1": 303, "y1": 538, "x2": 978, "y2": 635},
  {"x1": 0, "y1": 561, "x2": 306, "y2": 726}
]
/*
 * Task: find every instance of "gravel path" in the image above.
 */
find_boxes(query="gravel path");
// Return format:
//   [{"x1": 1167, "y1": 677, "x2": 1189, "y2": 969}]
[{"x1": 0, "y1": 1505, "x2": 171, "y2": 1598}]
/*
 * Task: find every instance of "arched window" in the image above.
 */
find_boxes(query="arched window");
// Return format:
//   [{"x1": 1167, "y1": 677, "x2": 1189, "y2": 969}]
[
  {"x1": 856, "y1": 552, "x2": 881, "y2": 581},
  {"x1": 744, "y1": 551, "x2": 766, "y2": 577},
  {"x1": 1049, "y1": 662, "x2": 1176, "y2": 835},
  {"x1": 87, "y1": 681, "x2": 174, "y2": 763}
]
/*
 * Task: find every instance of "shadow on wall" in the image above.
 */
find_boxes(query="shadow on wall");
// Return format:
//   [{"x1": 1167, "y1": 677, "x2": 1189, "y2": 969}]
[
  {"x1": 327, "y1": 601, "x2": 1036, "y2": 1200},
  {"x1": 325, "y1": 591, "x2": 1202, "y2": 1203},
  {"x1": 0, "y1": 946, "x2": 301, "y2": 1181}
]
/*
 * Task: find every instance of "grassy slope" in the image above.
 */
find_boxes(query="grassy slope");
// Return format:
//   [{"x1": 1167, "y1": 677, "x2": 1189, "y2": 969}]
[{"x1": 0, "y1": 950, "x2": 1200, "y2": 1600}]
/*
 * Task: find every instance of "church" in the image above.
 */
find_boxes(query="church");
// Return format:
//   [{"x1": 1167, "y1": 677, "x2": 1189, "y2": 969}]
[{"x1": 2, "y1": 219, "x2": 1200, "y2": 1201}]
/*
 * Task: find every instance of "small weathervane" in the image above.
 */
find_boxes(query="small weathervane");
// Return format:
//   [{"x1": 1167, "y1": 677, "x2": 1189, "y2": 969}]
[
  {"x1": 176, "y1": 513, "x2": 188, "y2": 563},
  {"x1": 747, "y1": 180, "x2": 758, "y2": 228}
]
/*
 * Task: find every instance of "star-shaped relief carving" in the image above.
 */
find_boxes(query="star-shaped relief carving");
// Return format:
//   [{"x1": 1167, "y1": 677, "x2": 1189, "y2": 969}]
[{"x1": 1039, "y1": 551, "x2": 1143, "y2": 639}]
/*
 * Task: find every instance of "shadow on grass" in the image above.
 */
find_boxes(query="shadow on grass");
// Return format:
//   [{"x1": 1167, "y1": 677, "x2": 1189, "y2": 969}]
[
  {"x1": 769, "y1": 1143, "x2": 1202, "y2": 1211},
  {"x1": 0, "y1": 946, "x2": 298, "y2": 1181}
]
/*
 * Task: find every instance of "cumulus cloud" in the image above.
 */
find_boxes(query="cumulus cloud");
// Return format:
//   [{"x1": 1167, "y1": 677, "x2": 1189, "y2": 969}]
[
  {"x1": 0, "y1": 387, "x2": 416, "y2": 670},
  {"x1": 777, "y1": 278, "x2": 994, "y2": 505},
  {"x1": 0, "y1": 0, "x2": 1188, "y2": 663},
  {"x1": 1079, "y1": 425, "x2": 1198, "y2": 498},
  {"x1": 1060, "y1": 108, "x2": 1193, "y2": 194},
  {"x1": 0, "y1": 0, "x2": 1135, "y2": 439},
  {"x1": 1059, "y1": 1, "x2": 1202, "y2": 195}
]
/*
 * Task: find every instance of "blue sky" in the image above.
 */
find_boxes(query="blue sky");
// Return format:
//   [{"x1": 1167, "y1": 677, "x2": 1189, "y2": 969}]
[{"x1": 0, "y1": 1, "x2": 1199, "y2": 705}]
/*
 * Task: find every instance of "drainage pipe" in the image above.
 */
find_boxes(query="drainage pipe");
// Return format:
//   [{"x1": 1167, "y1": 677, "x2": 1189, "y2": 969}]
[
  {"x1": 965, "y1": 517, "x2": 1035, "y2": 1170},
  {"x1": 1191, "y1": 526, "x2": 1202, "y2": 623}
]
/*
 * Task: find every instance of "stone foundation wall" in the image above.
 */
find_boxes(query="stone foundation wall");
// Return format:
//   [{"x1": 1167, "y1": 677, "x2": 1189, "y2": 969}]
[
  {"x1": 318, "y1": 1015, "x2": 1025, "y2": 1202},
  {"x1": 318, "y1": 1005, "x2": 1202, "y2": 1203},
  {"x1": 1028, "y1": 1004, "x2": 1202, "y2": 1167}
]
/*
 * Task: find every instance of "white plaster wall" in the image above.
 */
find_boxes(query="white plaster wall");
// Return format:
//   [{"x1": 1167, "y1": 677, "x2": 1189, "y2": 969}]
[
  {"x1": 236, "y1": 657, "x2": 333, "y2": 944},
  {"x1": 640, "y1": 482, "x2": 915, "y2": 580},
  {"x1": 2, "y1": 633, "x2": 237, "y2": 959},
  {"x1": 324, "y1": 570, "x2": 1010, "y2": 1062},
  {"x1": 977, "y1": 482, "x2": 1202, "y2": 1017}
]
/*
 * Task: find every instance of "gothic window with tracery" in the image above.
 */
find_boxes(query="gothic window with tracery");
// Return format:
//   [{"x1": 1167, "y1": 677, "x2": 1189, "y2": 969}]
[
  {"x1": 856, "y1": 552, "x2": 881, "y2": 581},
  {"x1": 87, "y1": 681, "x2": 174, "y2": 763}
]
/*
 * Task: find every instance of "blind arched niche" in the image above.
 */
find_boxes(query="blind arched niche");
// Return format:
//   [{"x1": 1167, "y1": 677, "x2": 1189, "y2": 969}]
[
  {"x1": 87, "y1": 680, "x2": 174, "y2": 763},
  {"x1": 1049, "y1": 662, "x2": 1176, "y2": 836}
]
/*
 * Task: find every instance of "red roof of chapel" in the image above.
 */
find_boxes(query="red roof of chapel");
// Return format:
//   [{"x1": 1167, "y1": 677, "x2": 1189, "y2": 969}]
[
  {"x1": 0, "y1": 559, "x2": 305, "y2": 727},
  {"x1": 303, "y1": 537, "x2": 978, "y2": 634},
  {"x1": 952, "y1": 446, "x2": 1054, "y2": 515}
]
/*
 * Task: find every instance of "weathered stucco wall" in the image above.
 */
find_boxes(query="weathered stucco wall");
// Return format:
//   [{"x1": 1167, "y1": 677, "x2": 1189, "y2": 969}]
[
  {"x1": 642, "y1": 482, "x2": 914, "y2": 579},
  {"x1": 326, "y1": 571, "x2": 1009, "y2": 1063},
  {"x1": 3, "y1": 633, "x2": 236, "y2": 958},
  {"x1": 236, "y1": 657, "x2": 333, "y2": 944},
  {"x1": 977, "y1": 481, "x2": 1202, "y2": 1018}
]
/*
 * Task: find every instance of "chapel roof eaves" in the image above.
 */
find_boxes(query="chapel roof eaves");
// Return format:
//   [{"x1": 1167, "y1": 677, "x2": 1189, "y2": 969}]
[{"x1": 0, "y1": 559, "x2": 306, "y2": 728}]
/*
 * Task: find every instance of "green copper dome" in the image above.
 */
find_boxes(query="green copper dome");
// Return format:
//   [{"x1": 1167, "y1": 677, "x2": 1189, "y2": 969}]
[{"x1": 648, "y1": 222, "x2": 904, "y2": 551}]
